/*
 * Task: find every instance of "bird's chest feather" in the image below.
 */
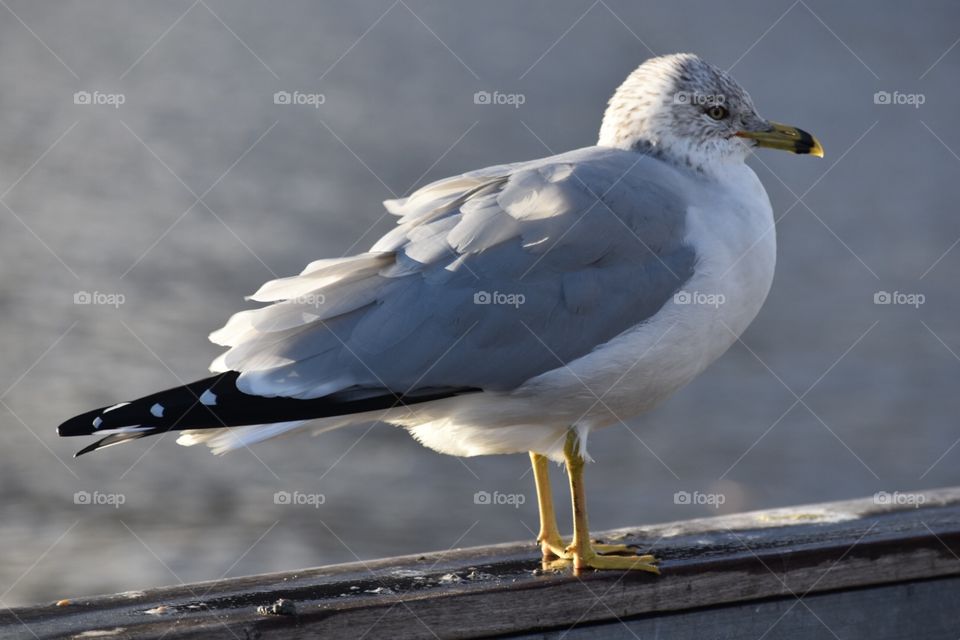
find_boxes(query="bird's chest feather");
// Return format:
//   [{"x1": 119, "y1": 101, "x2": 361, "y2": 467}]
[
  {"x1": 682, "y1": 164, "x2": 777, "y2": 347},
  {"x1": 539, "y1": 164, "x2": 776, "y2": 425}
]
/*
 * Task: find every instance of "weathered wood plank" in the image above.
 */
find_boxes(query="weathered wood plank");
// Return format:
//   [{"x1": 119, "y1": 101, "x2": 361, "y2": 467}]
[
  {"x1": 4, "y1": 488, "x2": 960, "y2": 639},
  {"x1": 512, "y1": 576, "x2": 960, "y2": 639}
]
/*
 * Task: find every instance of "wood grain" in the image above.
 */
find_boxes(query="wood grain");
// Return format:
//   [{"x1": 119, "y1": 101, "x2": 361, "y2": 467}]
[{"x1": 4, "y1": 488, "x2": 960, "y2": 639}]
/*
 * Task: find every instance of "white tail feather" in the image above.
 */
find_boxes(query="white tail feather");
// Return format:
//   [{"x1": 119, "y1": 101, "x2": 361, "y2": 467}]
[
  {"x1": 176, "y1": 420, "x2": 308, "y2": 454},
  {"x1": 176, "y1": 418, "x2": 358, "y2": 454}
]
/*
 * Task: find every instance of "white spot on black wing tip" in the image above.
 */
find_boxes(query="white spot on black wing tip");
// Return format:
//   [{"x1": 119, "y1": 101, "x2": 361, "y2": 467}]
[
  {"x1": 199, "y1": 389, "x2": 217, "y2": 406},
  {"x1": 92, "y1": 416, "x2": 103, "y2": 430},
  {"x1": 103, "y1": 402, "x2": 130, "y2": 413},
  {"x1": 150, "y1": 403, "x2": 164, "y2": 418}
]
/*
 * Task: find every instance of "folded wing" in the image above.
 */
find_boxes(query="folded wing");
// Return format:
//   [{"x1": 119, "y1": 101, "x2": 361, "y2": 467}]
[{"x1": 211, "y1": 147, "x2": 698, "y2": 400}]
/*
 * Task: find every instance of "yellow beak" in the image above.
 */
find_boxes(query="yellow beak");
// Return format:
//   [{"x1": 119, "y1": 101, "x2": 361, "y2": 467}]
[{"x1": 736, "y1": 121, "x2": 824, "y2": 157}]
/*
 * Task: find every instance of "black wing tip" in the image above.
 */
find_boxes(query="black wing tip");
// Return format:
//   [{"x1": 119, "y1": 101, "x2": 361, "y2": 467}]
[
  {"x1": 57, "y1": 408, "x2": 104, "y2": 437},
  {"x1": 73, "y1": 431, "x2": 155, "y2": 457},
  {"x1": 74, "y1": 442, "x2": 97, "y2": 457},
  {"x1": 57, "y1": 374, "x2": 482, "y2": 457},
  {"x1": 57, "y1": 372, "x2": 243, "y2": 439},
  {"x1": 74, "y1": 438, "x2": 108, "y2": 457}
]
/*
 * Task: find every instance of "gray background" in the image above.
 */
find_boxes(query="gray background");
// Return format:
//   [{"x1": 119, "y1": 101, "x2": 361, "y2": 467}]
[{"x1": 1, "y1": 0, "x2": 959, "y2": 606}]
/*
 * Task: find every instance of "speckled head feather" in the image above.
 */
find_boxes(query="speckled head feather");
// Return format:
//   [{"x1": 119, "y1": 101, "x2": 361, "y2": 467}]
[{"x1": 598, "y1": 53, "x2": 769, "y2": 170}]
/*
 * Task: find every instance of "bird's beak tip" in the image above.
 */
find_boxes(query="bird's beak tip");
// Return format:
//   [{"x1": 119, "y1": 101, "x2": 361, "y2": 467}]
[{"x1": 737, "y1": 121, "x2": 823, "y2": 158}]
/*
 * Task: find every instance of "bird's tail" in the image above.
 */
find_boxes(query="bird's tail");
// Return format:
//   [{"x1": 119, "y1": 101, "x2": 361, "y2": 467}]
[{"x1": 57, "y1": 371, "x2": 472, "y2": 457}]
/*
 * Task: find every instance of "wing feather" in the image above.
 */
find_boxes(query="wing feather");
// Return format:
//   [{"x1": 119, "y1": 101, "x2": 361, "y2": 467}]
[{"x1": 210, "y1": 147, "x2": 697, "y2": 399}]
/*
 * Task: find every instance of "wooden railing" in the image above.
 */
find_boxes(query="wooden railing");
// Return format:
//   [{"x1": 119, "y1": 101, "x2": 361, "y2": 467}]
[{"x1": 4, "y1": 487, "x2": 960, "y2": 639}]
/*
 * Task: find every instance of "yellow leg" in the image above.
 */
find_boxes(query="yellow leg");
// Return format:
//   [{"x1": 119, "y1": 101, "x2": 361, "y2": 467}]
[
  {"x1": 556, "y1": 431, "x2": 660, "y2": 575},
  {"x1": 530, "y1": 450, "x2": 649, "y2": 564},
  {"x1": 529, "y1": 452, "x2": 567, "y2": 561}
]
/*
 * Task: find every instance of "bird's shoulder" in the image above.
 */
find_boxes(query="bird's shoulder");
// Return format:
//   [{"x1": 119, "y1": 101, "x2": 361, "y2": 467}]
[{"x1": 373, "y1": 146, "x2": 694, "y2": 271}]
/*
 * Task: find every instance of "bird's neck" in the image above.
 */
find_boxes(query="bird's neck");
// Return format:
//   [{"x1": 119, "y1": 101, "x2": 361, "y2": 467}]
[{"x1": 597, "y1": 135, "x2": 747, "y2": 179}]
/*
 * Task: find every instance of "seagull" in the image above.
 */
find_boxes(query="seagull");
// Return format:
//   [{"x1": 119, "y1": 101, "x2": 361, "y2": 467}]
[{"x1": 58, "y1": 53, "x2": 822, "y2": 574}]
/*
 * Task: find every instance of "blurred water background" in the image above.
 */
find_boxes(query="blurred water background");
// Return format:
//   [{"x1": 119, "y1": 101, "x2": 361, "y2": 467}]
[{"x1": 2, "y1": 0, "x2": 960, "y2": 605}]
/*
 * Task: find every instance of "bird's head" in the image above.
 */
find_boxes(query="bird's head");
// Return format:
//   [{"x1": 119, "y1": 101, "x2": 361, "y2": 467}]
[{"x1": 598, "y1": 53, "x2": 822, "y2": 171}]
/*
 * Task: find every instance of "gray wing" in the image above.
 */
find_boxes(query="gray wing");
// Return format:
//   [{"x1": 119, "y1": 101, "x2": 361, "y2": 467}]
[{"x1": 209, "y1": 146, "x2": 696, "y2": 399}]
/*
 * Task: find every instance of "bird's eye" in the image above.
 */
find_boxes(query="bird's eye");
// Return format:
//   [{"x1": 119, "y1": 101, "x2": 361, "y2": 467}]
[{"x1": 706, "y1": 105, "x2": 729, "y2": 120}]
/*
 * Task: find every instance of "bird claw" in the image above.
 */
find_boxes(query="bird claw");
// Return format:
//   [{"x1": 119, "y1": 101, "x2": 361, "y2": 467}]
[
  {"x1": 543, "y1": 549, "x2": 660, "y2": 574},
  {"x1": 538, "y1": 536, "x2": 659, "y2": 574}
]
